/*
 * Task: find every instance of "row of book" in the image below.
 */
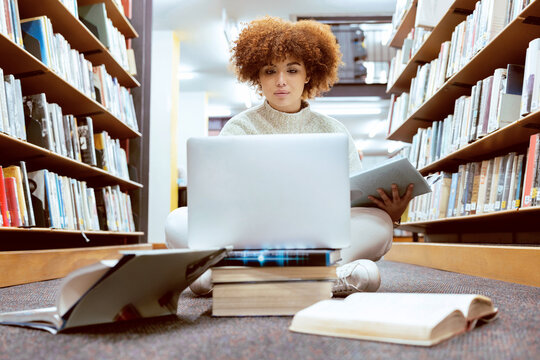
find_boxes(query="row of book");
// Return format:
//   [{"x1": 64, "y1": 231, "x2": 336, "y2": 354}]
[
  {"x1": 79, "y1": 2, "x2": 130, "y2": 72},
  {"x1": 22, "y1": 16, "x2": 97, "y2": 101},
  {"x1": 1, "y1": 84, "x2": 131, "y2": 181},
  {"x1": 387, "y1": 26, "x2": 431, "y2": 87},
  {"x1": 404, "y1": 64, "x2": 524, "y2": 169},
  {"x1": 212, "y1": 249, "x2": 340, "y2": 316},
  {"x1": 0, "y1": 163, "x2": 136, "y2": 232},
  {"x1": 388, "y1": 37, "x2": 540, "y2": 136},
  {"x1": 0, "y1": 0, "x2": 23, "y2": 46},
  {"x1": 19, "y1": 16, "x2": 138, "y2": 130},
  {"x1": 93, "y1": 64, "x2": 138, "y2": 130},
  {"x1": 389, "y1": 0, "x2": 414, "y2": 35},
  {"x1": 387, "y1": 0, "x2": 533, "y2": 91},
  {"x1": 405, "y1": 133, "x2": 540, "y2": 222},
  {"x1": 0, "y1": 69, "x2": 25, "y2": 140}
]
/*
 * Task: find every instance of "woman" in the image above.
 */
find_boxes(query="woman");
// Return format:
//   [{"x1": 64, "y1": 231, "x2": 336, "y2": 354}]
[{"x1": 166, "y1": 16, "x2": 413, "y2": 296}]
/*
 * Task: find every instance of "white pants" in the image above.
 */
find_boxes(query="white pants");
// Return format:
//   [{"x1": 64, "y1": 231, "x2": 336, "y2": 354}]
[{"x1": 164, "y1": 207, "x2": 393, "y2": 263}]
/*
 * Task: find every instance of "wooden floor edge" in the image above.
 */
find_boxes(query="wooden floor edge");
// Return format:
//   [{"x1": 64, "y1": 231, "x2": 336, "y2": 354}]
[
  {"x1": 384, "y1": 243, "x2": 540, "y2": 287},
  {"x1": 0, "y1": 244, "x2": 153, "y2": 288}
]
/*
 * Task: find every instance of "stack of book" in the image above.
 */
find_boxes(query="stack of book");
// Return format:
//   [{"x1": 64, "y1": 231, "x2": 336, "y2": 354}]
[{"x1": 211, "y1": 249, "x2": 340, "y2": 317}]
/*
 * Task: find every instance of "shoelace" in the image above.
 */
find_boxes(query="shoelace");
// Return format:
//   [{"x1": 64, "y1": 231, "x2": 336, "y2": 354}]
[{"x1": 334, "y1": 264, "x2": 361, "y2": 293}]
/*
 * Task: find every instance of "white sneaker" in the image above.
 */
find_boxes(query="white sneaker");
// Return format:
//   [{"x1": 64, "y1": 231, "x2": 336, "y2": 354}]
[
  {"x1": 333, "y1": 259, "x2": 381, "y2": 297},
  {"x1": 189, "y1": 269, "x2": 213, "y2": 296}
]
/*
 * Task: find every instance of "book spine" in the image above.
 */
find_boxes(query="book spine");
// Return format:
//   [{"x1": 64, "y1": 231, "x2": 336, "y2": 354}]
[
  {"x1": 216, "y1": 250, "x2": 339, "y2": 267},
  {"x1": 0, "y1": 166, "x2": 11, "y2": 226},
  {"x1": 4, "y1": 176, "x2": 21, "y2": 227}
]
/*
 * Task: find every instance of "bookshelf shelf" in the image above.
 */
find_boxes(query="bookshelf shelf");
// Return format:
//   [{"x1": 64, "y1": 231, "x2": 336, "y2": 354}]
[
  {"x1": 399, "y1": 207, "x2": 540, "y2": 233},
  {"x1": 0, "y1": 32, "x2": 140, "y2": 139},
  {"x1": 18, "y1": 0, "x2": 139, "y2": 88},
  {"x1": 0, "y1": 227, "x2": 144, "y2": 236},
  {"x1": 387, "y1": 0, "x2": 540, "y2": 142},
  {"x1": 0, "y1": 133, "x2": 143, "y2": 191},
  {"x1": 387, "y1": 0, "x2": 476, "y2": 94},
  {"x1": 78, "y1": 0, "x2": 138, "y2": 39},
  {"x1": 388, "y1": 0, "x2": 417, "y2": 48},
  {"x1": 418, "y1": 110, "x2": 540, "y2": 175}
]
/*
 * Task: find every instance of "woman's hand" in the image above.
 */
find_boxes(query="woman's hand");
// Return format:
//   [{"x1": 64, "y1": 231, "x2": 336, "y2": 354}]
[{"x1": 368, "y1": 183, "x2": 414, "y2": 222}]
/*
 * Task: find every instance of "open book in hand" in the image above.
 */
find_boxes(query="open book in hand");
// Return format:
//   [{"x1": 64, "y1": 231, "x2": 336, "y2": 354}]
[
  {"x1": 0, "y1": 248, "x2": 230, "y2": 334},
  {"x1": 350, "y1": 157, "x2": 431, "y2": 207},
  {"x1": 289, "y1": 292, "x2": 498, "y2": 346}
]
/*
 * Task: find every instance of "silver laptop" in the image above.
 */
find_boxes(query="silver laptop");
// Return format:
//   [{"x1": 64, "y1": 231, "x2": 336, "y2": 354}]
[{"x1": 186, "y1": 133, "x2": 350, "y2": 250}]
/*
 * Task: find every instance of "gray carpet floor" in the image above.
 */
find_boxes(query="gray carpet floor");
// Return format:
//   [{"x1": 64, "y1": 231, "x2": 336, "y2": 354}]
[{"x1": 0, "y1": 260, "x2": 538, "y2": 360}]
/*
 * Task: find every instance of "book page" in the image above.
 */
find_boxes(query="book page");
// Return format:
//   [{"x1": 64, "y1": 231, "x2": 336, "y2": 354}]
[
  {"x1": 57, "y1": 260, "x2": 118, "y2": 316},
  {"x1": 0, "y1": 307, "x2": 62, "y2": 333},
  {"x1": 344, "y1": 293, "x2": 493, "y2": 319}
]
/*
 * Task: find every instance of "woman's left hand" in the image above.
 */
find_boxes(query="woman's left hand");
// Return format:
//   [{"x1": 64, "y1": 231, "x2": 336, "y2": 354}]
[{"x1": 368, "y1": 183, "x2": 414, "y2": 222}]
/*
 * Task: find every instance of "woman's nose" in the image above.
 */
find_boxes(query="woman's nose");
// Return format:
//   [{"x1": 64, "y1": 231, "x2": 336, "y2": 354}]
[{"x1": 276, "y1": 72, "x2": 286, "y2": 86}]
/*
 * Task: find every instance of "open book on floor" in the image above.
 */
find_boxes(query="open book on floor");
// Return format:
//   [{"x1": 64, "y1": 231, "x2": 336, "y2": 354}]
[
  {"x1": 289, "y1": 292, "x2": 498, "y2": 346},
  {"x1": 350, "y1": 157, "x2": 431, "y2": 207},
  {"x1": 0, "y1": 248, "x2": 230, "y2": 334}
]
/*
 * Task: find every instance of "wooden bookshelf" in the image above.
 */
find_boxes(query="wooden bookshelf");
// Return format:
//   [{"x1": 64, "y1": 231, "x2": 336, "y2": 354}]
[
  {"x1": 388, "y1": 0, "x2": 417, "y2": 48},
  {"x1": 387, "y1": 0, "x2": 476, "y2": 94},
  {"x1": 0, "y1": 133, "x2": 143, "y2": 190},
  {"x1": 0, "y1": 32, "x2": 140, "y2": 139},
  {"x1": 0, "y1": 0, "x2": 149, "y2": 250},
  {"x1": 0, "y1": 244, "x2": 152, "y2": 287},
  {"x1": 387, "y1": 0, "x2": 540, "y2": 142},
  {"x1": 18, "y1": 0, "x2": 139, "y2": 88},
  {"x1": 79, "y1": 0, "x2": 138, "y2": 39},
  {"x1": 385, "y1": 243, "x2": 540, "y2": 287},
  {"x1": 399, "y1": 207, "x2": 540, "y2": 233},
  {"x1": 418, "y1": 109, "x2": 540, "y2": 174}
]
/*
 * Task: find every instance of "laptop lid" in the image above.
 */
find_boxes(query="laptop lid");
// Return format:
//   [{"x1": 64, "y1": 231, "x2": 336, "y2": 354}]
[{"x1": 186, "y1": 133, "x2": 350, "y2": 249}]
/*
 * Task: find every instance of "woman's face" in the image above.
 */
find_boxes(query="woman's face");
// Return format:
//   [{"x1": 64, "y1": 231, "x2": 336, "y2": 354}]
[{"x1": 259, "y1": 57, "x2": 309, "y2": 113}]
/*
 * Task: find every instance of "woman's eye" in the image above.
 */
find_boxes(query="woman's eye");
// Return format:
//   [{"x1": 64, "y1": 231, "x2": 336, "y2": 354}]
[
  {"x1": 265, "y1": 69, "x2": 275, "y2": 74},
  {"x1": 288, "y1": 69, "x2": 298, "y2": 73}
]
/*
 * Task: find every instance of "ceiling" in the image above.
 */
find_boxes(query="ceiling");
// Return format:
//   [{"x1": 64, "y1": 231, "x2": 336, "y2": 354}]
[{"x1": 152, "y1": 0, "x2": 401, "y2": 156}]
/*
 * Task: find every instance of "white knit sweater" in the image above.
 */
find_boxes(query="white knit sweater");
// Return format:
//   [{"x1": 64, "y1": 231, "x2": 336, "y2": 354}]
[{"x1": 219, "y1": 100, "x2": 362, "y2": 174}]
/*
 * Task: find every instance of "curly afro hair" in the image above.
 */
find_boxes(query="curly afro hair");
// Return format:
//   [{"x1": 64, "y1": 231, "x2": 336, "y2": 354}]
[{"x1": 231, "y1": 16, "x2": 342, "y2": 99}]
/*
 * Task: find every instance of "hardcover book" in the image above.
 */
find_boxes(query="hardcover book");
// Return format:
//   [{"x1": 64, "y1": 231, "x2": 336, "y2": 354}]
[
  {"x1": 20, "y1": 17, "x2": 50, "y2": 67},
  {"x1": 289, "y1": 293, "x2": 498, "y2": 346},
  {"x1": 215, "y1": 249, "x2": 342, "y2": 267},
  {"x1": 23, "y1": 93, "x2": 53, "y2": 150},
  {"x1": 78, "y1": 3, "x2": 110, "y2": 48}
]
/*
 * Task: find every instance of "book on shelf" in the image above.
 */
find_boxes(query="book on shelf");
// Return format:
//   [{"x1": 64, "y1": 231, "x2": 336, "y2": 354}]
[
  {"x1": 289, "y1": 293, "x2": 498, "y2": 346},
  {"x1": 0, "y1": 0, "x2": 24, "y2": 46},
  {"x1": 406, "y1": 149, "x2": 529, "y2": 222},
  {"x1": 20, "y1": 17, "x2": 51, "y2": 67},
  {"x1": 3, "y1": 73, "x2": 25, "y2": 141},
  {"x1": 522, "y1": 38, "x2": 540, "y2": 116},
  {"x1": 4, "y1": 176, "x2": 21, "y2": 226},
  {"x1": 77, "y1": 117, "x2": 97, "y2": 166},
  {"x1": 350, "y1": 157, "x2": 431, "y2": 207},
  {"x1": 216, "y1": 249, "x2": 341, "y2": 267},
  {"x1": 522, "y1": 133, "x2": 540, "y2": 208},
  {"x1": 2, "y1": 165, "x2": 29, "y2": 227},
  {"x1": 0, "y1": 166, "x2": 10, "y2": 226},
  {"x1": 0, "y1": 248, "x2": 230, "y2": 334},
  {"x1": 78, "y1": 3, "x2": 129, "y2": 71}
]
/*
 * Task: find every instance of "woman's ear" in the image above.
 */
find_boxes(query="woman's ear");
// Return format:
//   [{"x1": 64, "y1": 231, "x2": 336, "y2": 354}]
[{"x1": 305, "y1": 77, "x2": 310, "y2": 84}]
